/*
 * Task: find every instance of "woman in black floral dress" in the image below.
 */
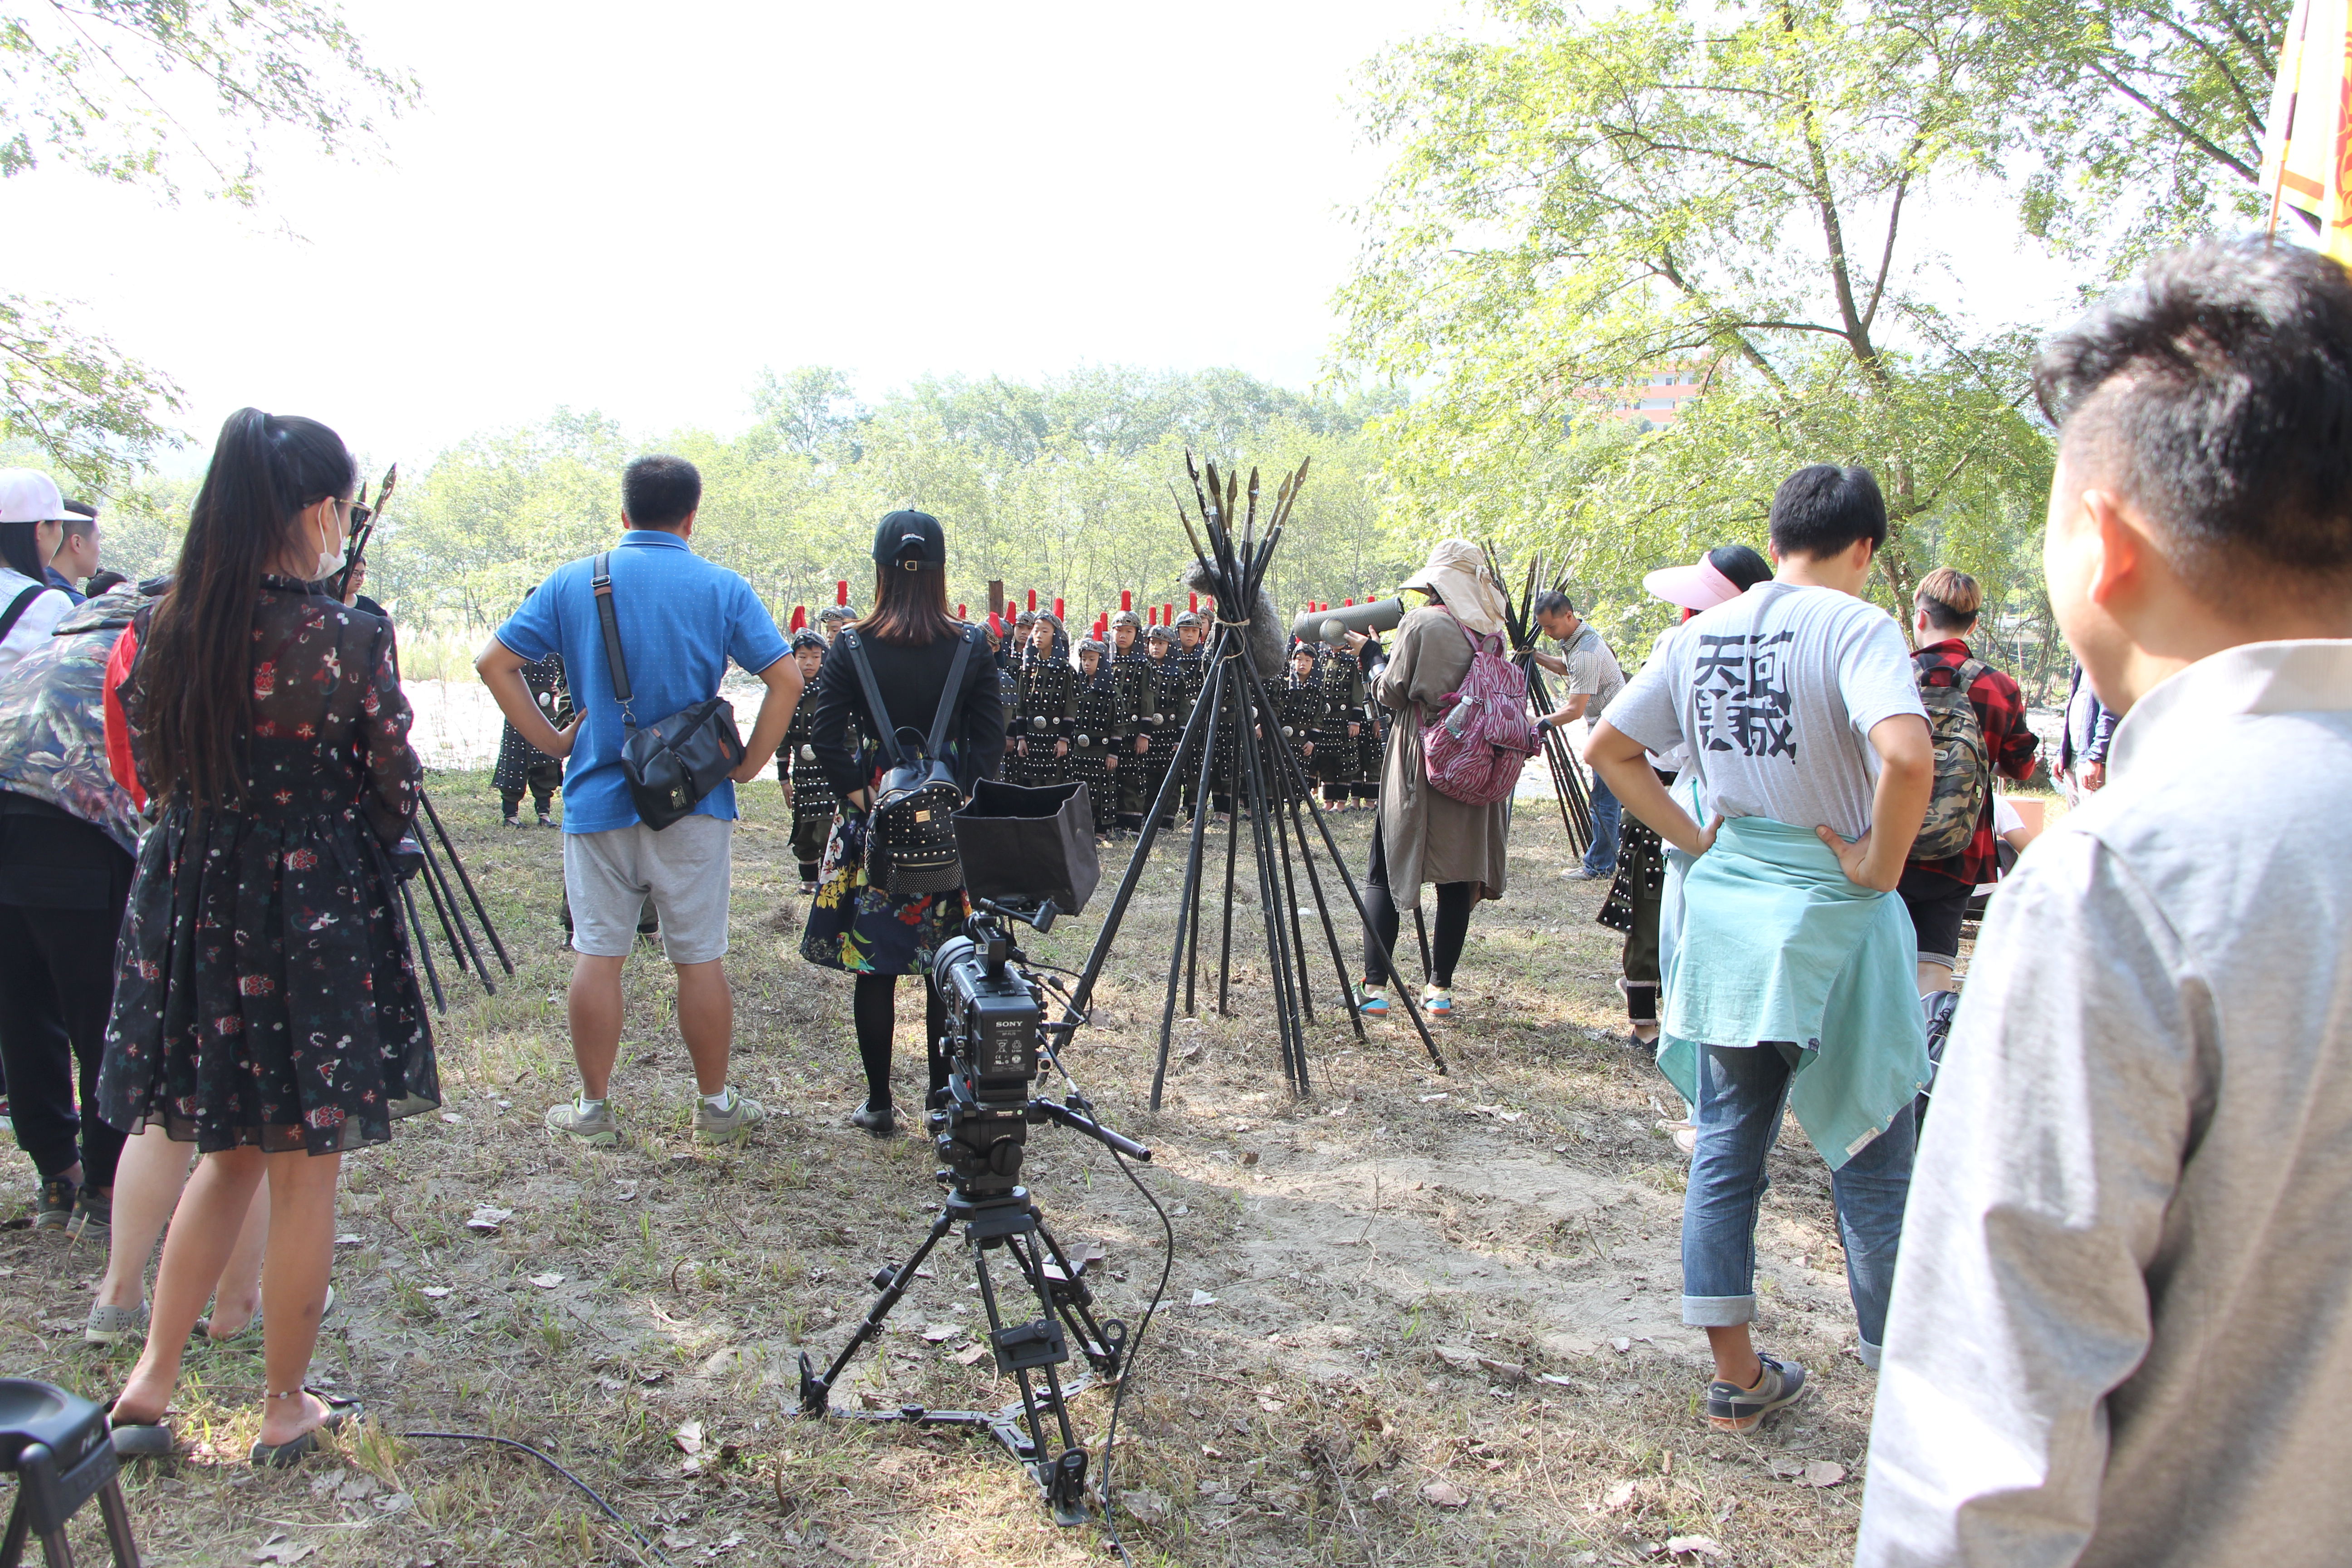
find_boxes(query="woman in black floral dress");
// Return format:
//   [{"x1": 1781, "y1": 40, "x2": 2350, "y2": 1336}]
[
  {"x1": 101, "y1": 409, "x2": 436, "y2": 1466},
  {"x1": 800, "y1": 512, "x2": 1003, "y2": 1136}
]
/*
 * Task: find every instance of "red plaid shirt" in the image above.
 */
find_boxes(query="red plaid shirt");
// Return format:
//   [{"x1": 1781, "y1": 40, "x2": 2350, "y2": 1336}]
[{"x1": 1908, "y1": 639, "x2": 2039, "y2": 887}]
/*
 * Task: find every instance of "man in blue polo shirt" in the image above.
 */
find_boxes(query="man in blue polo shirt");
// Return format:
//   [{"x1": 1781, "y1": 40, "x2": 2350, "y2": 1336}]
[{"x1": 478, "y1": 455, "x2": 800, "y2": 1149}]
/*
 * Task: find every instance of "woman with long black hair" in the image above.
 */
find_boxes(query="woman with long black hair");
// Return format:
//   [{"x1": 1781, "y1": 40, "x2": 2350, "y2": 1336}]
[
  {"x1": 99, "y1": 409, "x2": 437, "y2": 1465},
  {"x1": 800, "y1": 511, "x2": 1004, "y2": 1135}
]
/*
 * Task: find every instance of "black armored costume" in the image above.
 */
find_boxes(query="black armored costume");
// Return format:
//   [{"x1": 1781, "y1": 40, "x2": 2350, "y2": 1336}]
[
  {"x1": 1168, "y1": 612, "x2": 1211, "y2": 816},
  {"x1": 1065, "y1": 638, "x2": 1122, "y2": 837},
  {"x1": 1143, "y1": 624, "x2": 1186, "y2": 827},
  {"x1": 1010, "y1": 619, "x2": 1074, "y2": 788},
  {"x1": 1353, "y1": 632, "x2": 1389, "y2": 804},
  {"x1": 774, "y1": 630, "x2": 836, "y2": 886},
  {"x1": 1106, "y1": 611, "x2": 1156, "y2": 832},
  {"x1": 493, "y1": 651, "x2": 568, "y2": 826},
  {"x1": 1275, "y1": 647, "x2": 1329, "y2": 804},
  {"x1": 1315, "y1": 642, "x2": 1372, "y2": 807}
]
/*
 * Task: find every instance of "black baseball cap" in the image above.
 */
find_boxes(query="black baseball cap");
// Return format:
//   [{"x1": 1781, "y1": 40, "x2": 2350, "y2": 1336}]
[{"x1": 873, "y1": 509, "x2": 946, "y2": 569}]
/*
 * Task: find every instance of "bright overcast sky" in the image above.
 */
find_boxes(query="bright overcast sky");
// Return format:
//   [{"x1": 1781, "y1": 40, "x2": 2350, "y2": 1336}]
[{"x1": 5, "y1": 0, "x2": 1473, "y2": 469}]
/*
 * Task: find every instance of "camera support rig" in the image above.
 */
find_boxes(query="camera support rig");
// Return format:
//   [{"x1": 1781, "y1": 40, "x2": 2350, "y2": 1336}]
[{"x1": 797, "y1": 898, "x2": 1153, "y2": 1527}]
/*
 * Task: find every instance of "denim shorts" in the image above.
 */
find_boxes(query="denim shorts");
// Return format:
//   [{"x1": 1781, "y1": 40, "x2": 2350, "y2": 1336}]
[{"x1": 562, "y1": 815, "x2": 733, "y2": 964}]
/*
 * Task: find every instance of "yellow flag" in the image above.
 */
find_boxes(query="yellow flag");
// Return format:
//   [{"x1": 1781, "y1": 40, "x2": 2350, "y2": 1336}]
[{"x1": 2260, "y1": 0, "x2": 2352, "y2": 265}]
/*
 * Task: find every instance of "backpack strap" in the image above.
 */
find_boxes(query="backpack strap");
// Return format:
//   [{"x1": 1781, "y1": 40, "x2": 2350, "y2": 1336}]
[
  {"x1": 0, "y1": 583, "x2": 56, "y2": 647},
  {"x1": 923, "y1": 627, "x2": 980, "y2": 760},
  {"x1": 590, "y1": 553, "x2": 637, "y2": 729},
  {"x1": 837, "y1": 628, "x2": 907, "y2": 768}
]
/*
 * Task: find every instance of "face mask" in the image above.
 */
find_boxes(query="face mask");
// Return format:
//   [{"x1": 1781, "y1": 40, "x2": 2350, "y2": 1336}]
[{"x1": 313, "y1": 508, "x2": 344, "y2": 581}]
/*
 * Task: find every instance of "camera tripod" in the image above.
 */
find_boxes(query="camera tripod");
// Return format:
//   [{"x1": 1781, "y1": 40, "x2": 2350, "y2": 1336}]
[
  {"x1": 392, "y1": 789, "x2": 514, "y2": 1013},
  {"x1": 798, "y1": 900, "x2": 1153, "y2": 1526},
  {"x1": 797, "y1": 1157, "x2": 1135, "y2": 1524}
]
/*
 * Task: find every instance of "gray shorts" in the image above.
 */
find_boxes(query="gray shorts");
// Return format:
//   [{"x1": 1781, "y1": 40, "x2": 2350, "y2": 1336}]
[{"x1": 563, "y1": 815, "x2": 734, "y2": 964}]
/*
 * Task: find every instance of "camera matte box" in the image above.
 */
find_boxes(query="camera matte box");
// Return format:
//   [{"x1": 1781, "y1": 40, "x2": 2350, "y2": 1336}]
[{"x1": 953, "y1": 779, "x2": 1102, "y2": 916}]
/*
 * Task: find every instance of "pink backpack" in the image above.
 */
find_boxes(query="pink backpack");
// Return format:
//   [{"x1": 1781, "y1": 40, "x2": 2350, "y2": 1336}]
[{"x1": 1420, "y1": 612, "x2": 1539, "y2": 805}]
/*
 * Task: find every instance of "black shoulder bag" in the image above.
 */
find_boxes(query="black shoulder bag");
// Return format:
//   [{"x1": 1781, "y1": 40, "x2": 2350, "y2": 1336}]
[
  {"x1": 591, "y1": 552, "x2": 745, "y2": 831},
  {"x1": 839, "y1": 625, "x2": 977, "y2": 895}
]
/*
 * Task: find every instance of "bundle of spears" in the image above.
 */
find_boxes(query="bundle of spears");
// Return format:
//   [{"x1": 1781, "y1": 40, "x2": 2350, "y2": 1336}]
[
  {"x1": 332, "y1": 466, "x2": 514, "y2": 1013},
  {"x1": 1488, "y1": 544, "x2": 1596, "y2": 854},
  {"x1": 1051, "y1": 453, "x2": 1446, "y2": 1106}
]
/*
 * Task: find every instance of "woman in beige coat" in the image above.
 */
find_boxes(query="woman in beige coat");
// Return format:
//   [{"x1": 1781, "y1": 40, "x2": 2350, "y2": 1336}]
[{"x1": 1359, "y1": 539, "x2": 1515, "y2": 1018}]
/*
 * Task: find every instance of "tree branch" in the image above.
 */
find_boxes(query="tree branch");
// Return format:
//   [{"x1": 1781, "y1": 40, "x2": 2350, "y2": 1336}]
[
  {"x1": 1862, "y1": 146, "x2": 1921, "y2": 335},
  {"x1": 2085, "y1": 57, "x2": 2259, "y2": 183}
]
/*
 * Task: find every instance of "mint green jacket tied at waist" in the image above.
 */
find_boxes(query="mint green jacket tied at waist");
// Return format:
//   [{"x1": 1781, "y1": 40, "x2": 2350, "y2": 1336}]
[{"x1": 1658, "y1": 816, "x2": 1929, "y2": 1170}]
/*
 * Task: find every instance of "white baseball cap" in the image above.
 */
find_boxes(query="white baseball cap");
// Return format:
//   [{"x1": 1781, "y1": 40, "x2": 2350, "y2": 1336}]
[{"x1": 0, "y1": 470, "x2": 73, "y2": 526}]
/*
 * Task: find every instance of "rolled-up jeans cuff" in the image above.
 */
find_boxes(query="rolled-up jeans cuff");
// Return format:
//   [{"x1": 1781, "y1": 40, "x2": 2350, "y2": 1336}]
[
  {"x1": 1681, "y1": 1293, "x2": 1756, "y2": 1328},
  {"x1": 1857, "y1": 1338, "x2": 1882, "y2": 1372}
]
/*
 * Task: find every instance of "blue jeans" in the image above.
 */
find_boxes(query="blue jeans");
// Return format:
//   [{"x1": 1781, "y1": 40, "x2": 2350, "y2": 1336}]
[
  {"x1": 1583, "y1": 768, "x2": 1622, "y2": 875},
  {"x1": 1681, "y1": 1042, "x2": 1915, "y2": 1367}
]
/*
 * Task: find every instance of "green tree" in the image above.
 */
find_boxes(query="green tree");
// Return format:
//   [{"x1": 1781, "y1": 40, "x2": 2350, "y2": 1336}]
[
  {"x1": 1343, "y1": 0, "x2": 2057, "y2": 636},
  {"x1": 1, "y1": 0, "x2": 416, "y2": 483},
  {"x1": 367, "y1": 370, "x2": 1408, "y2": 643},
  {"x1": 1985, "y1": 0, "x2": 2291, "y2": 274}
]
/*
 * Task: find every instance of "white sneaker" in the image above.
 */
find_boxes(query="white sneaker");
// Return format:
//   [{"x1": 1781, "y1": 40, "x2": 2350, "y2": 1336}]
[{"x1": 693, "y1": 1088, "x2": 766, "y2": 1145}]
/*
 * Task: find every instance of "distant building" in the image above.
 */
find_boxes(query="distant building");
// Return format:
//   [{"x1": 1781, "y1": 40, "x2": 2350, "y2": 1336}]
[{"x1": 1571, "y1": 363, "x2": 1709, "y2": 429}]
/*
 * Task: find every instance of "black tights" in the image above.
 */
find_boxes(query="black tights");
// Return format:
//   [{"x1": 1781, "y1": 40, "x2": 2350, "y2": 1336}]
[
  {"x1": 1360, "y1": 821, "x2": 1476, "y2": 989},
  {"x1": 853, "y1": 971, "x2": 949, "y2": 1112}
]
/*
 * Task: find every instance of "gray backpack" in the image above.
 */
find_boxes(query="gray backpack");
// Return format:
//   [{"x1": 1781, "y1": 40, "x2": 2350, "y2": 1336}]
[{"x1": 1912, "y1": 653, "x2": 1991, "y2": 862}]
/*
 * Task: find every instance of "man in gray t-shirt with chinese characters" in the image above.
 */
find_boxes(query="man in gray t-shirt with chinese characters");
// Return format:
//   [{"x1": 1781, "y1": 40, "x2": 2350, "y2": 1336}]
[{"x1": 1589, "y1": 464, "x2": 1934, "y2": 1436}]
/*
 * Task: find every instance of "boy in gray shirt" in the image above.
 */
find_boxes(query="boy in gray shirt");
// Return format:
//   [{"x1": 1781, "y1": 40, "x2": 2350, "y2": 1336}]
[
  {"x1": 1592, "y1": 466, "x2": 1934, "y2": 1431},
  {"x1": 1856, "y1": 241, "x2": 2352, "y2": 1567}
]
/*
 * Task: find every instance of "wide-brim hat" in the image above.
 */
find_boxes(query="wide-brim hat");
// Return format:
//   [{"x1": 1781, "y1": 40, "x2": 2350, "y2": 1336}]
[{"x1": 1397, "y1": 537, "x2": 1508, "y2": 636}]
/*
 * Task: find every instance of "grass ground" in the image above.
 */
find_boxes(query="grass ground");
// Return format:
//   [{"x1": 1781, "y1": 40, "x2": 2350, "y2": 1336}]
[{"x1": 0, "y1": 779, "x2": 1899, "y2": 1566}]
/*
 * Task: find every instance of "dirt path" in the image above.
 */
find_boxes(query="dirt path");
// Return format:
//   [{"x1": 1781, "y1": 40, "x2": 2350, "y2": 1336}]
[{"x1": 0, "y1": 784, "x2": 1879, "y2": 1566}]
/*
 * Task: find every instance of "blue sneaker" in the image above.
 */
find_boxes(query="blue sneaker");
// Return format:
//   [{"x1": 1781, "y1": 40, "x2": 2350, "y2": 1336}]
[
  {"x1": 1357, "y1": 986, "x2": 1389, "y2": 1019},
  {"x1": 1421, "y1": 986, "x2": 1454, "y2": 1016}
]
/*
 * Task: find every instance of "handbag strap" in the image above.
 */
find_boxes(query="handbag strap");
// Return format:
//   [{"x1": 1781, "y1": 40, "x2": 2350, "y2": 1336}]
[
  {"x1": 590, "y1": 553, "x2": 637, "y2": 729},
  {"x1": 925, "y1": 628, "x2": 978, "y2": 760},
  {"x1": 0, "y1": 583, "x2": 54, "y2": 646},
  {"x1": 840, "y1": 625, "x2": 981, "y2": 770},
  {"x1": 837, "y1": 629, "x2": 906, "y2": 769}
]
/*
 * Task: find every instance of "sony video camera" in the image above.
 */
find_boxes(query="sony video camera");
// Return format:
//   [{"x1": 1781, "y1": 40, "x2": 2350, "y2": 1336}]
[{"x1": 929, "y1": 897, "x2": 1059, "y2": 1199}]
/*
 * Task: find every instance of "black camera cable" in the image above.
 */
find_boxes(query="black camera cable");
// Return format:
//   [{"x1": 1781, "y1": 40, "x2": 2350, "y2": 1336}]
[
  {"x1": 398, "y1": 1429, "x2": 673, "y2": 1566},
  {"x1": 1032, "y1": 999, "x2": 1176, "y2": 1567},
  {"x1": 1091, "y1": 1134, "x2": 1176, "y2": 1567}
]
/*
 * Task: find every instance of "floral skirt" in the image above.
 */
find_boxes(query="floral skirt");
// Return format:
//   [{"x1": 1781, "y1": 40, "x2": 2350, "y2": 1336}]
[
  {"x1": 97, "y1": 803, "x2": 439, "y2": 1155},
  {"x1": 799, "y1": 807, "x2": 967, "y2": 976}
]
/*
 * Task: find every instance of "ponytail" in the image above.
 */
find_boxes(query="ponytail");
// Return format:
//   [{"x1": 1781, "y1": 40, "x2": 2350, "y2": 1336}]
[{"x1": 138, "y1": 408, "x2": 355, "y2": 808}]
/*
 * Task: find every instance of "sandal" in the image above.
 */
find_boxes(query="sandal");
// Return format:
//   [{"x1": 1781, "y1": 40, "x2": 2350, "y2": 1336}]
[
  {"x1": 249, "y1": 1389, "x2": 362, "y2": 1468},
  {"x1": 106, "y1": 1396, "x2": 175, "y2": 1460}
]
